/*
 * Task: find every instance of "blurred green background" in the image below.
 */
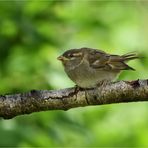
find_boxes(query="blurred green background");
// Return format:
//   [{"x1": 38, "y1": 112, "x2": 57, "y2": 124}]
[{"x1": 0, "y1": 0, "x2": 148, "y2": 147}]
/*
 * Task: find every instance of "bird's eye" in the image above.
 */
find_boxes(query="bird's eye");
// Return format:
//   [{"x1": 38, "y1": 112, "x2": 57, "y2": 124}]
[{"x1": 68, "y1": 54, "x2": 74, "y2": 58}]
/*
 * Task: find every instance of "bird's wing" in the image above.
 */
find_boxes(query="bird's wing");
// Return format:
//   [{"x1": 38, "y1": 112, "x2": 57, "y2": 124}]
[
  {"x1": 88, "y1": 50, "x2": 112, "y2": 70},
  {"x1": 89, "y1": 50, "x2": 137, "y2": 71}
]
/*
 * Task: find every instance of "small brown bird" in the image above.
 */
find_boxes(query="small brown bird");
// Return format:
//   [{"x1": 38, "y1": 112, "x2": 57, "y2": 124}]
[{"x1": 57, "y1": 47, "x2": 138, "y2": 88}]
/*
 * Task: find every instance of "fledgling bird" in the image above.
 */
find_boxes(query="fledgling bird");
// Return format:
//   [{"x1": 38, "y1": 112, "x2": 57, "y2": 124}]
[{"x1": 57, "y1": 47, "x2": 139, "y2": 88}]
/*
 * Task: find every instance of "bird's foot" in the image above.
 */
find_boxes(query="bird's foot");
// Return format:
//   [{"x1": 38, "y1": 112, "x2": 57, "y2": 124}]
[{"x1": 74, "y1": 85, "x2": 84, "y2": 94}]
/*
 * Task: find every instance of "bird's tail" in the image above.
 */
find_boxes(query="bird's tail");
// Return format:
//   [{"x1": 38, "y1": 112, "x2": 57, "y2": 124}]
[
  {"x1": 122, "y1": 52, "x2": 139, "y2": 62},
  {"x1": 120, "y1": 52, "x2": 139, "y2": 71},
  {"x1": 108, "y1": 52, "x2": 139, "y2": 71}
]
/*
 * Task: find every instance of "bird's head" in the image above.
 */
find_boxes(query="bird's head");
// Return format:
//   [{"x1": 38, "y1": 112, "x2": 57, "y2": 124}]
[{"x1": 57, "y1": 49, "x2": 84, "y2": 69}]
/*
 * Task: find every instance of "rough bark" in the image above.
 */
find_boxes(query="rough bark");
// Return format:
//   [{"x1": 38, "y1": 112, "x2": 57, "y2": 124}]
[{"x1": 0, "y1": 79, "x2": 148, "y2": 119}]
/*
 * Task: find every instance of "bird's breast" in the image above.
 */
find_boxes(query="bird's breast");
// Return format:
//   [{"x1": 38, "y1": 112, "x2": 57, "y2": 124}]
[{"x1": 65, "y1": 62, "x2": 118, "y2": 88}]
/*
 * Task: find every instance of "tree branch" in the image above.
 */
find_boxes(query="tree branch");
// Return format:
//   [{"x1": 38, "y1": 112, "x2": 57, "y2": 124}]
[{"x1": 0, "y1": 79, "x2": 148, "y2": 119}]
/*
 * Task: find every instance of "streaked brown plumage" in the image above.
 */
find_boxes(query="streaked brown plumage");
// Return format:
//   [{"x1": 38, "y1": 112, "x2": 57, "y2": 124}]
[{"x1": 58, "y1": 47, "x2": 139, "y2": 88}]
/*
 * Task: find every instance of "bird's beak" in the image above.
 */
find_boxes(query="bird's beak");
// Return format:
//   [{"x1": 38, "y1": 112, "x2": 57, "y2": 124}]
[{"x1": 57, "y1": 56, "x2": 69, "y2": 61}]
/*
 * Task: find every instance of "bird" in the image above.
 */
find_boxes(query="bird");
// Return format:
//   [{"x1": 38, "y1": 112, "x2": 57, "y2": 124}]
[{"x1": 57, "y1": 47, "x2": 139, "y2": 88}]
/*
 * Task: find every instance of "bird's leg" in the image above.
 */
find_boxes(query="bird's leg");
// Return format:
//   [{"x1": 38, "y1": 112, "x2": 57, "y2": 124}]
[
  {"x1": 74, "y1": 85, "x2": 94, "y2": 93},
  {"x1": 68, "y1": 85, "x2": 83, "y2": 97},
  {"x1": 74, "y1": 85, "x2": 84, "y2": 94}
]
